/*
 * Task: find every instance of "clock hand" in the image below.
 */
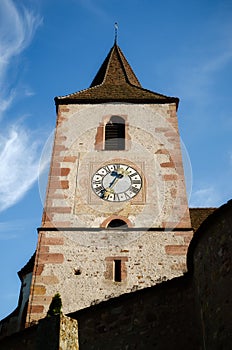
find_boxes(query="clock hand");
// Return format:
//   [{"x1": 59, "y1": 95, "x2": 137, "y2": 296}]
[
  {"x1": 109, "y1": 176, "x2": 119, "y2": 188},
  {"x1": 114, "y1": 168, "x2": 130, "y2": 177},
  {"x1": 99, "y1": 174, "x2": 120, "y2": 198},
  {"x1": 99, "y1": 168, "x2": 127, "y2": 198},
  {"x1": 108, "y1": 171, "x2": 124, "y2": 190},
  {"x1": 110, "y1": 169, "x2": 124, "y2": 184},
  {"x1": 99, "y1": 187, "x2": 114, "y2": 199}
]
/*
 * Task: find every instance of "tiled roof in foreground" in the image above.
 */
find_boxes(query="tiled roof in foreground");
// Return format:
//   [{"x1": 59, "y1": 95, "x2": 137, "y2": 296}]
[
  {"x1": 189, "y1": 208, "x2": 217, "y2": 232},
  {"x1": 55, "y1": 44, "x2": 179, "y2": 106}
]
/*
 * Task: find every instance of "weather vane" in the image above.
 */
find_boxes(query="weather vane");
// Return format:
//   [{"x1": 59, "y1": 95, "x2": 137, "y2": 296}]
[{"x1": 114, "y1": 22, "x2": 118, "y2": 44}]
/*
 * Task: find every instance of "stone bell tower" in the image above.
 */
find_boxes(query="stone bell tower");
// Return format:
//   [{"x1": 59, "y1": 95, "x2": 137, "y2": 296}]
[{"x1": 26, "y1": 42, "x2": 193, "y2": 324}]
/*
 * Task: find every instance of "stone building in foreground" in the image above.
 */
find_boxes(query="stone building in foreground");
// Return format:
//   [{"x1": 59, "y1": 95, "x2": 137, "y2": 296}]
[{"x1": 0, "y1": 41, "x2": 231, "y2": 349}]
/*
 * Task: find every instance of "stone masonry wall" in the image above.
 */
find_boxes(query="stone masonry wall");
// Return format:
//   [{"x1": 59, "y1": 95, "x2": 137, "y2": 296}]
[
  {"x1": 0, "y1": 314, "x2": 78, "y2": 350},
  {"x1": 192, "y1": 201, "x2": 232, "y2": 349},
  {"x1": 27, "y1": 228, "x2": 191, "y2": 322},
  {"x1": 27, "y1": 102, "x2": 193, "y2": 324},
  {"x1": 42, "y1": 103, "x2": 190, "y2": 230},
  {"x1": 70, "y1": 276, "x2": 202, "y2": 350}
]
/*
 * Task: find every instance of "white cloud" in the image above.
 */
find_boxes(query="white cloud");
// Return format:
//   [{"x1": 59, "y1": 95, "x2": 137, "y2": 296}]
[
  {"x1": 0, "y1": 1, "x2": 45, "y2": 211},
  {"x1": 190, "y1": 187, "x2": 220, "y2": 208},
  {"x1": 24, "y1": 88, "x2": 36, "y2": 97},
  {"x1": 0, "y1": 233, "x2": 18, "y2": 241},
  {"x1": 0, "y1": 0, "x2": 42, "y2": 117},
  {"x1": 0, "y1": 90, "x2": 16, "y2": 117},
  {"x1": 0, "y1": 124, "x2": 48, "y2": 212},
  {"x1": 38, "y1": 130, "x2": 54, "y2": 205},
  {"x1": 0, "y1": 0, "x2": 42, "y2": 68},
  {"x1": 0, "y1": 218, "x2": 38, "y2": 239},
  {"x1": 177, "y1": 50, "x2": 232, "y2": 104},
  {"x1": 229, "y1": 151, "x2": 232, "y2": 166},
  {"x1": 175, "y1": 17, "x2": 232, "y2": 104},
  {"x1": 0, "y1": 220, "x2": 23, "y2": 232},
  {"x1": 79, "y1": 0, "x2": 108, "y2": 19},
  {"x1": 201, "y1": 50, "x2": 232, "y2": 74}
]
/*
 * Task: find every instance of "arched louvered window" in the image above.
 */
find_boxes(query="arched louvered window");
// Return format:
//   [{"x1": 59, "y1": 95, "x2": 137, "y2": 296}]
[{"x1": 105, "y1": 116, "x2": 125, "y2": 150}]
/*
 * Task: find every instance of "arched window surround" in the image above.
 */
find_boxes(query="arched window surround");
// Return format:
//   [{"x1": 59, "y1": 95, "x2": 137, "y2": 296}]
[
  {"x1": 94, "y1": 115, "x2": 130, "y2": 151},
  {"x1": 100, "y1": 215, "x2": 132, "y2": 229}
]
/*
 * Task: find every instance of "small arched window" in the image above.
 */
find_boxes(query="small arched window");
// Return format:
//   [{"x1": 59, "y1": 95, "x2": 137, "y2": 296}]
[
  {"x1": 107, "y1": 219, "x2": 128, "y2": 229},
  {"x1": 105, "y1": 116, "x2": 125, "y2": 150}
]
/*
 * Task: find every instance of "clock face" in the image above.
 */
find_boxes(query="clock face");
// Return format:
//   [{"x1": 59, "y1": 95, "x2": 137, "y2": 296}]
[{"x1": 92, "y1": 163, "x2": 142, "y2": 202}]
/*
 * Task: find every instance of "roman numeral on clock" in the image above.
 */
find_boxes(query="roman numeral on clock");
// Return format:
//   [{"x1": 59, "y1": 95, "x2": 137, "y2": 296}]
[
  {"x1": 131, "y1": 179, "x2": 141, "y2": 185},
  {"x1": 93, "y1": 180, "x2": 102, "y2": 186},
  {"x1": 95, "y1": 185, "x2": 104, "y2": 193},
  {"x1": 130, "y1": 186, "x2": 140, "y2": 194}
]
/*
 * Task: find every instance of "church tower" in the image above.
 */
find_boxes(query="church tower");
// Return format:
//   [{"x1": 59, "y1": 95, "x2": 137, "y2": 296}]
[{"x1": 26, "y1": 42, "x2": 193, "y2": 324}]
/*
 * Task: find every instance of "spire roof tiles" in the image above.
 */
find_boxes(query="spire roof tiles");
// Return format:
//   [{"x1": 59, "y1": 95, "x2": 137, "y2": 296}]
[{"x1": 55, "y1": 44, "x2": 179, "y2": 107}]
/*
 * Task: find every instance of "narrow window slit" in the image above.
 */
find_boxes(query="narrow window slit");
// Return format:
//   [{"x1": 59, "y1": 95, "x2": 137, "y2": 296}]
[{"x1": 114, "y1": 260, "x2": 122, "y2": 282}]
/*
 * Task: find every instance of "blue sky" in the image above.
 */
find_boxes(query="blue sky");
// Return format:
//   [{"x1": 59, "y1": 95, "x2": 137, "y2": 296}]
[{"x1": 0, "y1": 0, "x2": 231, "y2": 320}]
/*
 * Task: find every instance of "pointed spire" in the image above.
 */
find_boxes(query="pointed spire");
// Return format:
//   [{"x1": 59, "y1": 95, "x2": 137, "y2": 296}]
[
  {"x1": 55, "y1": 43, "x2": 179, "y2": 108},
  {"x1": 90, "y1": 44, "x2": 141, "y2": 88}
]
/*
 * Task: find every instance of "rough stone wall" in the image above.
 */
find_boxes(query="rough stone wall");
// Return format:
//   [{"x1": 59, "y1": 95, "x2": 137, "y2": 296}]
[
  {"x1": 27, "y1": 228, "x2": 190, "y2": 321},
  {"x1": 2, "y1": 200, "x2": 231, "y2": 349},
  {"x1": 27, "y1": 102, "x2": 192, "y2": 323},
  {"x1": 0, "y1": 325, "x2": 37, "y2": 350},
  {"x1": 0, "y1": 313, "x2": 20, "y2": 341},
  {"x1": 59, "y1": 314, "x2": 79, "y2": 350},
  {"x1": 1, "y1": 279, "x2": 201, "y2": 350},
  {"x1": 192, "y1": 201, "x2": 232, "y2": 349},
  {"x1": 0, "y1": 315, "x2": 78, "y2": 350},
  {"x1": 36, "y1": 314, "x2": 78, "y2": 350},
  {"x1": 70, "y1": 276, "x2": 202, "y2": 350}
]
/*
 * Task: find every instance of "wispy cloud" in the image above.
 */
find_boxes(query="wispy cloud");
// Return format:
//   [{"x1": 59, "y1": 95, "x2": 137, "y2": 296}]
[
  {"x1": 0, "y1": 233, "x2": 18, "y2": 241},
  {"x1": 0, "y1": 0, "x2": 42, "y2": 71},
  {"x1": 190, "y1": 187, "x2": 220, "y2": 207},
  {"x1": 24, "y1": 88, "x2": 36, "y2": 97},
  {"x1": 0, "y1": 124, "x2": 48, "y2": 212},
  {"x1": 0, "y1": 220, "x2": 25, "y2": 233},
  {"x1": 229, "y1": 151, "x2": 232, "y2": 167},
  {"x1": 0, "y1": 91, "x2": 16, "y2": 117},
  {"x1": 175, "y1": 18, "x2": 232, "y2": 104},
  {"x1": 0, "y1": 0, "x2": 42, "y2": 118},
  {"x1": 0, "y1": 218, "x2": 38, "y2": 240},
  {"x1": 0, "y1": 1, "x2": 45, "y2": 212},
  {"x1": 177, "y1": 53, "x2": 232, "y2": 104},
  {"x1": 79, "y1": 0, "x2": 108, "y2": 20}
]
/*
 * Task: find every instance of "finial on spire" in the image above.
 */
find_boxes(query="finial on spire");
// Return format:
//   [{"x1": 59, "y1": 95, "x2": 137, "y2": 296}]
[{"x1": 114, "y1": 22, "x2": 118, "y2": 44}]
